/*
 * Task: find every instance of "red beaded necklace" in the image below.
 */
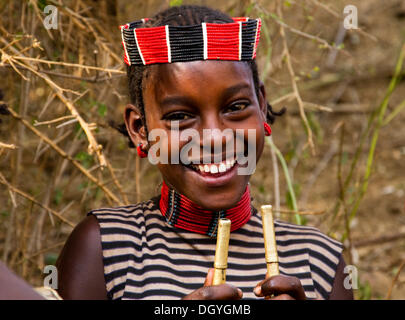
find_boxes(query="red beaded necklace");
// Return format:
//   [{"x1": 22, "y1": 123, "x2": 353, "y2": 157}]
[{"x1": 159, "y1": 181, "x2": 252, "y2": 237}]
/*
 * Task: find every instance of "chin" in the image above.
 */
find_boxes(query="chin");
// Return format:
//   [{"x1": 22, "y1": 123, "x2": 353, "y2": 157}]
[
  {"x1": 160, "y1": 160, "x2": 250, "y2": 210},
  {"x1": 181, "y1": 165, "x2": 249, "y2": 210},
  {"x1": 193, "y1": 189, "x2": 247, "y2": 211}
]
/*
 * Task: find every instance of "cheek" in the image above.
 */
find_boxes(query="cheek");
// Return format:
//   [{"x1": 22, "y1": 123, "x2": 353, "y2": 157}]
[
  {"x1": 149, "y1": 129, "x2": 190, "y2": 164},
  {"x1": 243, "y1": 117, "x2": 266, "y2": 161}
]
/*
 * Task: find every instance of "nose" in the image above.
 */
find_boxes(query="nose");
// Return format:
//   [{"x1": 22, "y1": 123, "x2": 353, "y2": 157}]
[{"x1": 199, "y1": 114, "x2": 234, "y2": 163}]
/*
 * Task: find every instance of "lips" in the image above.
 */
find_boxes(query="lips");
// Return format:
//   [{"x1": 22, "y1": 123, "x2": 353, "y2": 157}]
[
  {"x1": 194, "y1": 159, "x2": 236, "y2": 174},
  {"x1": 180, "y1": 156, "x2": 240, "y2": 188},
  {"x1": 182, "y1": 156, "x2": 236, "y2": 173}
]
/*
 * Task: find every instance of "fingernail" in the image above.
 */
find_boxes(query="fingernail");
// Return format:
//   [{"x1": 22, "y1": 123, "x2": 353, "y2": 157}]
[
  {"x1": 254, "y1": 286, "x2": 261, "y2": 296},
  {"x1": 237, "y1": 288, "x2": 243, "y2": 298}
]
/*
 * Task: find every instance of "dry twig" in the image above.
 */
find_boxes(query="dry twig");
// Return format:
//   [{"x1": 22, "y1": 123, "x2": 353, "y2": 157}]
[
  {"x1": 386, "y1": 259, "x2": 405, "y2": 300},
  {"x1": 6, "y1": 106, "x2": 122, "y2": 205},
  {"x1": 276, "y1": 1, "x2": 315, "y2": 155},
  {"x1": 0, "y1": 172, "x2": 74, "y2": 227}
]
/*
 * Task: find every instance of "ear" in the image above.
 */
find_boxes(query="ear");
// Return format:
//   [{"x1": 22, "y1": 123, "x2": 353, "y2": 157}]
[
  {"x1": 123, "y1": 104, "x2": 148, "y2": 148},
  {"x1": 258, "y1": 81, "x2": 268, "y2": 122}
]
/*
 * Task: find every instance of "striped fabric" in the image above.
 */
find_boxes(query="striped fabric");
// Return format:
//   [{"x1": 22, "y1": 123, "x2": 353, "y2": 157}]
[
  {"x1": 89, "y1": 197, "x2": 343, "y2": 300},
  {"x1": 120, "y1": 18, "x2": 260, "y2": 66}
]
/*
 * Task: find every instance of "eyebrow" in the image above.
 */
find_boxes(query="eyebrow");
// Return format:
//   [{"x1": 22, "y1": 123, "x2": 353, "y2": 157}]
[
  {"x1": 221, "y1": 83, "x2": 253, "y2": 100},
  {"x1": 159, "y1": 83, "x2": 254, "y2": 109},
  {"x1": 160, "y1": 96, "x2": 196, "y2": 109}
]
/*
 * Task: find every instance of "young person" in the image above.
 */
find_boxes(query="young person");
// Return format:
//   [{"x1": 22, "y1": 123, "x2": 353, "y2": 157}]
[{"x1": 56, "y1": 5, "x2": 353, "y2": 300}]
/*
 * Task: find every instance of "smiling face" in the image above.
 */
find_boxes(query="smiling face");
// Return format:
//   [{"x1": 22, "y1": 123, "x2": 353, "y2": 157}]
[{"x1": 125, "y1": 60, "x2": 267, "y2": 210}]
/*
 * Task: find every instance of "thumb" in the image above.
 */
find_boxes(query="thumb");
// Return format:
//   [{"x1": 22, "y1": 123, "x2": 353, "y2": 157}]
[{"x1": 204, "y1": 268, "x2": 215, "y2": 287}]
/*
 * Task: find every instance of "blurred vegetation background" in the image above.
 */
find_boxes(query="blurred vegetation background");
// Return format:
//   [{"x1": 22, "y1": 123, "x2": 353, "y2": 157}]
[{"x1": 0, "y1": 0, "x2": 404, "y2": 299}]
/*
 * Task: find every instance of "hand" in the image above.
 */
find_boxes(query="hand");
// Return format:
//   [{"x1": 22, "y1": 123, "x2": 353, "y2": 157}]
[
  {"x1": 254, "y1": 274, "x2": 306, "y2": 300},
  {"x1": 182, "y1": 268, "x2": 243, "y2": 300}
]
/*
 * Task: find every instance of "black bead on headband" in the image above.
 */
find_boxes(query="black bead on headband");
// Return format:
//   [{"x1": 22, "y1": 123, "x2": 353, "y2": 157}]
[{"x1": 120, "y1": 17, "x2": 262, "y2": 66}]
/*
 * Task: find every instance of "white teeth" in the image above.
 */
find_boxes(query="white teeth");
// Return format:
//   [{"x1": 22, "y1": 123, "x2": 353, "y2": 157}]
[
  {"x1": 190, "y1": 158, "x2": 237, "y2": 174},
  {"x1": 218, "y1": 163, "x2": 226, "y2": 173}
]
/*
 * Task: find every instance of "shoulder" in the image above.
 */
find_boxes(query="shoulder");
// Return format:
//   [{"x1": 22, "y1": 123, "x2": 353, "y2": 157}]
[
  {"x1": 88, "y1": 197, "x2": 161, "y2": 238},
  {"x1": 89, "y1": 197, "x2": 159, "y2": 221},
  {"x1": 56, "y1": 198, "x2": 160, "y2": 300},
  {"x1": 274, "y1": 219, "x2": 343, "y2": 256},
  {"x1": 274, "y1": 219, "x2": 344, "y2": 299},
  {"x1": 56, "y1": 214, "x2": 107, "y2": 299}
]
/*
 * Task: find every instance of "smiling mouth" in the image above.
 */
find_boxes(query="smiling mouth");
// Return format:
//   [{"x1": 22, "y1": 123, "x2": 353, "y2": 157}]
[{"x1": 182, "y1": 157, "x2": 237, "y2": 176}]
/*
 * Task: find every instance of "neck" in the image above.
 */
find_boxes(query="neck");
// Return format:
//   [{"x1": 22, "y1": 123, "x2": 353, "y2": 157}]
[{"x1": 159, "y1": 181, "x2": 252, "y2": 237}]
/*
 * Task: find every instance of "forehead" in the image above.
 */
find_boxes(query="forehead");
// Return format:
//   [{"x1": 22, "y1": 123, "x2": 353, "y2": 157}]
[{"x1": 144, "y1": 60, "x2": 254, "y2": 101}]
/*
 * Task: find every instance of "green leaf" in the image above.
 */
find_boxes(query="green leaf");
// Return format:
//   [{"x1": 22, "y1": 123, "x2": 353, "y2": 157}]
[
  {"x1": 169, "y1": 0, "x2": 183, "y2": 7},
  {"x1": 306, "y1": 112, "x2": 323, "y2": 143},
  {"x1": 258, "y1": 185, "x2": 265, "y2": 194},
  {"x1": 44, "y1": 253, "x2": 58, "y2": 266},
  {"x1": 74, "y1": 123, "x2": 85, "y2": 139},
  {"x1": 53, "y1": 188, "x2": 63, "y2": 205},
  {"x1": 337, "y1": 43, "x2": 345, "y2": 50},
  {"x1": 245, "y1": 3, "x2": 254, "y2": 15},
  {"x1": 78, "y1": 181, "x2": 88, "y2": 191},
  {"x1": 97, "y1": 103, "x2": 107, "y2": 117},
  {"x1": 341, "y1": 151, "x2": 348, "y2": 166},
  {"x1": 95, "y1": 187, "x2": 103, "y2": 201},
  {"x1": 38, "y1": 0, "x2": 48, "y2": 11},
  {"x1": 286, "y1": 183, "x2": 301, "y2": 210},
  {"x1": 74, "y1": 151, "x2": 93, "y2": 169},
  {"x1": 118, "y1": 137, "x2": 127, "y2": 150},
  {"x1": 267, "y1": 138, "x2": 302, "y2": 225},
  {"x1": 1, "y1": 210, "x2": 9, "y2": 218},
  {"x1": 357, "y1": 280, "x2": 372, "y2": 300}
]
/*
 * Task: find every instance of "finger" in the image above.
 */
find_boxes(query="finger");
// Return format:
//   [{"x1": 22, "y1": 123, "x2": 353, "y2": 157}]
[
  {"x1": 253, "y1": 272, "x2": 275, "y2": 297},
  {"x1": 261, "y1": 275, "x2": 306, "y2": 300},
  {"x1": 183, "y1": 284, "x2": 243, "y2": 300},
  {"x1": 204, "y1": 268, "x2": 215, "y2": 287},
  {"x1": 253, "y1": 278, "x2": 267, "y2": 297}
]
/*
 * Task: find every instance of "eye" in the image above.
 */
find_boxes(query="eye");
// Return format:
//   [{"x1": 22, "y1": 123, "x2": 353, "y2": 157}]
[
  {"x1": 162, "y1": 112, "x2": 194, "y2": 122},
  {"x1": 224, "y1": 101, "x2": 250, "y2": 113}
]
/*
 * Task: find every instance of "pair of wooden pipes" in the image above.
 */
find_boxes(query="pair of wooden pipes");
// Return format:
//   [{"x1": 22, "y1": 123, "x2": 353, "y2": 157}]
[{"x1": 212, "y1": 205, "x2": 279, "y2": 285}]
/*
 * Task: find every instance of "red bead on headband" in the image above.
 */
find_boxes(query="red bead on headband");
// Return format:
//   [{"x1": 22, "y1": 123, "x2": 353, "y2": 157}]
[{"x1": 120, "y1": 17, "x2": 261, "y2": 66}]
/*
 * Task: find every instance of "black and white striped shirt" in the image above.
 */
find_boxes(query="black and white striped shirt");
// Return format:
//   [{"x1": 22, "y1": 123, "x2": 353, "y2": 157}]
[{"x1": 89, "y1": 196, "x2": 343, "y2": 300}]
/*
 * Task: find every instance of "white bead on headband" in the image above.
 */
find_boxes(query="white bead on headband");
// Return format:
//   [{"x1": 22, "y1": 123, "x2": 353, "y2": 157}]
[{"x1": 120, "y1": 17, "x2": 262, "y2": 66}]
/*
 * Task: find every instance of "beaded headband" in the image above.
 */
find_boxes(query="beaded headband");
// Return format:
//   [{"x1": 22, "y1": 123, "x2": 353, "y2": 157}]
[{"x1": 120, "y1": 17, "x2": 261, "y2": 66}]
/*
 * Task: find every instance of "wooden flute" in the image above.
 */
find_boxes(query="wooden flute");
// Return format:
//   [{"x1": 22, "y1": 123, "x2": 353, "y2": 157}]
[
  {"x1": 212, "y1": 218, "x2": 231, "y2": 285},
  {"x1": 260, "y1": 205, "x2": 280, "y2": 277}
]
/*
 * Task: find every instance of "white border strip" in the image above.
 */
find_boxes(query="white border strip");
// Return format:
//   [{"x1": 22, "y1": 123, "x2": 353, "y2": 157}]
[
  {"x1": 238, "y1": 21, "x2": 242, "y2": 61},
  {"x1": 202, "y1": 22, "x2": 208, "y2": 60},
  {"x1": 134, "y1": 29, "x2": 146, "y2": 65},
  {"x1": 120, "y1": 25, "x2": 131, "y2": 66},
  {"x1": 252, "y1": 19, "x2": 260, "y2": 59},
  {"x1": 165, "y1": 25, "x2": 172, "y2": 63}
]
